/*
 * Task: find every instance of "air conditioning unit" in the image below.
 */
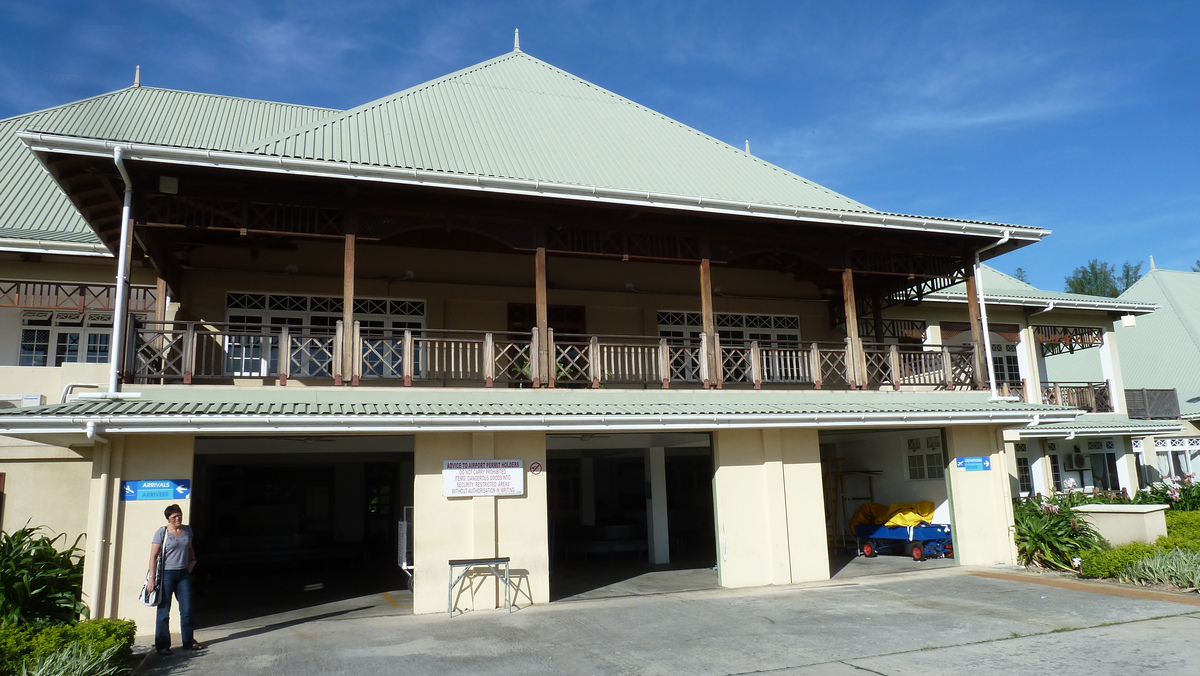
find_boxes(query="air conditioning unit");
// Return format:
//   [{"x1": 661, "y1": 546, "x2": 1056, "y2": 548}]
[
  {"x1": 0, "y1": 394, "x2": 44, "y2": 410},
  {"x1": 1065, "y1": 453, "x2": 1089, "y2": 471}
]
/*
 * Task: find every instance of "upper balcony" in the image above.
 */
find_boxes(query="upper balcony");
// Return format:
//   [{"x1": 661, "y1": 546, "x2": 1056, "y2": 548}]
[{"x1": 129, "y1": 320, "x2": 981, "y2": 392}]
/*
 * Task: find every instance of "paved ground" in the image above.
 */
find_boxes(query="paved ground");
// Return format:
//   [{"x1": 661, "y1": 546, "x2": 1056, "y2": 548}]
[{"x1": 136, "y1": 566, "x2": 1200, "y2": 675}]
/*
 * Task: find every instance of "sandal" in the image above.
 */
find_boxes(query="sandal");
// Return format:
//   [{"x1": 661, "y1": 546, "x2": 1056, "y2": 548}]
[
  {"x1": 183, "y1": 641, "x2": 205, "y2": 650},
  {"x1": 156, "y1": 648, "x2": 172, "y2": 656}
]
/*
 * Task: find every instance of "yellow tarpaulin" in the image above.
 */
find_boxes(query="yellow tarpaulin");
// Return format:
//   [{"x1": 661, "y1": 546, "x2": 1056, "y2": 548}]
[{"x1": 849, "y1": 501, "x2": 936, "y2": 529}]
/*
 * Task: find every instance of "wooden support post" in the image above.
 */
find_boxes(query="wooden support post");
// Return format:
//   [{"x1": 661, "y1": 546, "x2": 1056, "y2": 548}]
[
  {"x1": 535, "y1": 246, "x2": 549, "y2": 387},
  {"x1": 964, "y1": 268, "x2": 987, "y2": 389},
  {"x1": 333, "y1": 320, "x2": 344, "y2": 386},
  {"x1": 403, "y1": 329, "x2": 414, "y2": 386},
  {"x1": 154, "y1": 278, "x2": 168, "y2": 322},
  {"x1": 699, "y1": 255, "x2": 717, "y2": 389},
  {"x1": 658, "y1": 338, "x2": 670, "y2": 389},
  {"x1": 842, "y1": 269, "x2": 865, "y2": 388},
  {"x1": 1053, "y1": 383, "x2": 1063, "y2": 406},
  {"x1": 529, "y1": 327, "x2": 541, "y2": 388},
  {"x1": 279, "y1": 325, "x2": 290, "y2": 386},
  {"x1": 183, "y1": 322, "x2": 196, "y2": 385},
  {"x1": 942, "y1": 346, "x2": 953, "y2": 389},
  {"x1": 809, "y1": 342, "x2": 822, "y2": 389},
  {"x1": 590, "y1": 335, "x2": 601, "y2": 388},
  {"x1": 483, "y1": 332, "x2": 495, "y2": 387},
  {"x1": 888, "y1": 344, "x2": 901, "y2": 391},
  {"x1": 342, "y1": 233, "x2": 356, "y2": 385},
  {"x1": 750, "y1": 341, "x2": 762, "y2": 390},
  {"x1": 547, "y1": 328, "x2": 557, "y2": 388}
]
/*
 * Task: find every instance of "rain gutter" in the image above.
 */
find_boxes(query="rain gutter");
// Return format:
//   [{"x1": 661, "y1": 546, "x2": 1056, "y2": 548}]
[{"x1": 0, "y1": 237, "x2": 112, "y2": 257}]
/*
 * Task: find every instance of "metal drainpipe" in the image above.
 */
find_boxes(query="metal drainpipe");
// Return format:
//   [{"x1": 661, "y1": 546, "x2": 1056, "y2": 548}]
[
  {"x1": 974, "y1": 230, "x2": 1013, "y2": 399},
  {"x1": 109, "y1": 147, "x2": 134, "y2": 394}
]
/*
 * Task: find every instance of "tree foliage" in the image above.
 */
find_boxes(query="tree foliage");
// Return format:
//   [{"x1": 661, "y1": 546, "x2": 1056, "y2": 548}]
[
  {"x1": 1013, "y1": 267, "x2": 1029, "y2": 283},
  {"x1": 1064, "y1": 259, "x2": 1143, "y2": 297}
]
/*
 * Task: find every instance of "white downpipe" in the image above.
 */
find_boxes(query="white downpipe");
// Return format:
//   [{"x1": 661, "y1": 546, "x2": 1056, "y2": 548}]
[
  {"x1": 974, "y1": 231, "x2": 1013, "y2": 399},
  {"x1": 83, "y1": 442, "x2": 112, "y2": 618},
  {"x1": 109, "y1": 147, "x2": 134, "y2": 394}
]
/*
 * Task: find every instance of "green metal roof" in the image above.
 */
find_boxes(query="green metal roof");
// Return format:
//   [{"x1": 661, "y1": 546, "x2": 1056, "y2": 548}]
[
  {"x1": 1016, "y1": 413, "x2": 1182, "y2": 438},
  {"x1": 0, "y1": 87, "x2": 337, "y2": 248},
  {"x1": 927, "y1": 266, "x2": 1157, "y2": 313},
  {"x1": 0, "y1": 387, "x2": 1080, "y2": 439},
  {"x1": 1115, "y1": 269, "x2": 1200, "y2": 417},
  {"x1": 244, "y1": 50, "x2": 877, "y2": 214}
]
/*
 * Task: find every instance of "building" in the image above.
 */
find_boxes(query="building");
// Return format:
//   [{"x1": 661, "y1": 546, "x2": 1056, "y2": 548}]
[{"x1": 1, "y1": 47, "x2": 1104, "y2": 628}]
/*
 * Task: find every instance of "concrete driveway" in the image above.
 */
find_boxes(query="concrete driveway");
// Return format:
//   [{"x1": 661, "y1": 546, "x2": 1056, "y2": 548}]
[{"x1": 136, "y1": 566, "x2": 1200, "y2": 675}]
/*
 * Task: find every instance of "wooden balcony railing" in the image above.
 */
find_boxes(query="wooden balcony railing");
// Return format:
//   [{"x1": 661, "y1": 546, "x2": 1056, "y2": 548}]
[
  {"x1": 127, "y1": 321, "x2": 979, "y2": 391},
  {"x1": 1041, "y1": 381, "x2": 1113, "y2": 412}
]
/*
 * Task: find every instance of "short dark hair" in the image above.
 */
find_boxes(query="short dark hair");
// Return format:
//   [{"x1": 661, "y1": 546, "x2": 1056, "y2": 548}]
[{"x1": 164, "y1": 504, "x2": 183, "y2": 519}]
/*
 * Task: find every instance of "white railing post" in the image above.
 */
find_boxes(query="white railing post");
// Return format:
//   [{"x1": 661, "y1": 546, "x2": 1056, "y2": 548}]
[
  {"x1": 658, "y1": 338, "x2": 670, "y2": 389},
  {"x1": 403, "y1": 329, "x2": 414, "y2": 386},
  {"x1": 699, "y1": 333, "x2": 711, "y2": 388},
  {"x1": 547, "y1": 328, "x2": 557, "y2": 388},
  {"x1": 589, "y1": 335, "x2": 601, "y2": 388},
  {"x1": 483, "y1": 332, "x2": 495, "y2": 387},
  {"x1": 888, "y1": 344, "x2": 901, "y2": 391},
  {"x1": 529, "y1": 327, "x2": 541, "y2": 387},
  {"x1": 333, "y1": 320, "x2": 344, "y2": 385},
  {"x1": 279, "y1": 325, "x2": 290, "y2": 386},
  {"x1": 750, "y1": 341, "x2": 762, "y2": 390}
]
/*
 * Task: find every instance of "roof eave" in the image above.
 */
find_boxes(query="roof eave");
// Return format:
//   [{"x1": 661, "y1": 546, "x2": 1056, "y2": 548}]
[
  {"x1": 0, "y1": 236, "x2": 112, "y2": 258},
  {"x1": 1018, "y1": 422, "x2": 1184, "y2": 438},
  {"x1": 18, "y1": 132, "x2": 1050, "y2": 242},
  {"x1": 925, "y1": 292, "x2": 1158, "y2": 315}
]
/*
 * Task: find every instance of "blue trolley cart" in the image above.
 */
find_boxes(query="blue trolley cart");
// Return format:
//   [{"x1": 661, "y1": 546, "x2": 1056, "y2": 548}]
[{"x1": 854, "y1": 523, "x2": 953, "y2": 561}]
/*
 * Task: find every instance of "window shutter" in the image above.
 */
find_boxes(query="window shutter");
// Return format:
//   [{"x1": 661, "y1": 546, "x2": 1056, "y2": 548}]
[{"x1": 1125, "y1": 389, "x2": 1147, "y2": 419}]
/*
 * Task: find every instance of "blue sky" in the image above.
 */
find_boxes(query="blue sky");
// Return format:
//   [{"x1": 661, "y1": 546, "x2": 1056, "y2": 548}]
[{"x1": 2, "y1": 1, "x2": 1197, "y2": 291}]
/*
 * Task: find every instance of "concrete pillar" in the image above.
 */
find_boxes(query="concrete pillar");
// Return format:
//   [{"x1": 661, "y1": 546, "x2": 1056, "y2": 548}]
[
  {"x1": 945, "y1": 426, "x2": 1016, "y2": 566},
  {"x1": 1111, "y1": 436, "x2": 1139, "y2": 493},
  {"x1": 1139, "y1": 436, "x2": 1161, "y2": 483},
  {"x1": 580, "y1": 457, "x2": 596, "y2": 527},
  {"x1": 762, "y1": 430, "x2": 792, "y2": 585},
  {"x1": 645, "y1": 447, "x2": 670, "y2": 564},
  {"x1": 1018, "y1": 324, "x2": 1042, "y2": 402},
  {"x1": 1098, "y1": 328, "x2": 1126, "y2": 413}
]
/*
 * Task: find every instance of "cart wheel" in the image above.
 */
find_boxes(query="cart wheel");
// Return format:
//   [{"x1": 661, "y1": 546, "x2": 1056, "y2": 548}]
[
  {"x1": 910, "y1": 542, "x2": 925, "y2": 561},
  {"x1": 944, "y1": 543, "x2": 953, "y2": 558},
  {"x1": 862, "y1": 541, "x2": 877, "y2": 558}
]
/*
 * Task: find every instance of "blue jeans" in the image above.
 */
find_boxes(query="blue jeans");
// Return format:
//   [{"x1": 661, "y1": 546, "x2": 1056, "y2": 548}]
[{"x1": 155, "y1": 569, "x2": 194, "y2": 650}]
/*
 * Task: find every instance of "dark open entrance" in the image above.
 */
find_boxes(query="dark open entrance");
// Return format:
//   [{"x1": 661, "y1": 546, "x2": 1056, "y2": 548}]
[
  {"x1": 190, "y1": 436, "x2": 414, "y2": 626},
  {"x1": 546, "y1": 432, "x2": 717, "y2": 601}
]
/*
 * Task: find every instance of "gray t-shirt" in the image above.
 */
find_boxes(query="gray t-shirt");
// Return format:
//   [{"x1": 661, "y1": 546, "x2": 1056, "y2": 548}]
[{"x1": 152, "y1": 526, "x2": 193, "y2": 571}]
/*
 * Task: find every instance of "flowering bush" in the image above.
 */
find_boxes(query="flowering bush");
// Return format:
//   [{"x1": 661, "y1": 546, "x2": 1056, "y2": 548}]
[
  {"x1": 1012, "y1": 496, "x2": 1103, "y2": 571},
  {"x1": 1139, "y1": 473, "x2": 1200, "y2": 511}
]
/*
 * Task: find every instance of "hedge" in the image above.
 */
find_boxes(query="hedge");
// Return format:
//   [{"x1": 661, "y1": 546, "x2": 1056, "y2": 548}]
[{"x1": 0, "y1": 618, "x2": 135, "y2": 675}]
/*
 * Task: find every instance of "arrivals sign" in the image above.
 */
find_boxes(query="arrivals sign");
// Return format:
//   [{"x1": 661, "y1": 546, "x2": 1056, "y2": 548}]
[
  {"x1": 442, "y1": 460, "x2": 524, "y2": 497},
  {"x1": 122, "y1": 480, "x2": 191, "y2": 501}
]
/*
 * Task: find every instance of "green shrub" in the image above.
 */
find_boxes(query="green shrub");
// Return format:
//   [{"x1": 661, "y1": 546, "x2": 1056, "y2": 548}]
[
  {"x1": 1158, "y1": 511, "x2": 1200, "y2": 551},
  {"x1": 0, "y1": 618, "x2": 135, "y2": 676},
  {"x1": 1079, "y1": 542, "x2": 1159, "y2": 578},
  {"x1": 1012, "y1": 498, "x2": 1103, "y2": 571},
  {"x1": 0, "y1": 525, "x2": 87, "y2": 627},
  {"x1": 18, "y1": 642, "x2": 126, "y2": 676},
  {"x1": 1119, "y1": 548, "x2": 1200, "y2": 591}
]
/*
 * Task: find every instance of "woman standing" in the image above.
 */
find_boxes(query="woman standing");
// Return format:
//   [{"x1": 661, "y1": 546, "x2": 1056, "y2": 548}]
[{"x1": 147, "y1": 503, "x2": 203, "y2": 655}]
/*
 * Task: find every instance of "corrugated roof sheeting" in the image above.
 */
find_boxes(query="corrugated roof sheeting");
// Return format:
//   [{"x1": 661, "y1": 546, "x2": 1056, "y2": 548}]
[
  {"x1": 930, "y1": 266, "x2": 1156, "y2": 312},
  {"x1": 0, "y1": 87, "x2": 337, "y2": 246},
  {"x1": 1116, "y1": 270, "x2": 1200, "y2": 416},
  {"x1": 247, "y1": 52, "x2": 874, "y2": 213}
]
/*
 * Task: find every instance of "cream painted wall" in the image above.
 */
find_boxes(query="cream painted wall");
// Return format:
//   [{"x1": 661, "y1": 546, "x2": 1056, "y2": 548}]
[
  {"x1": 0, "y1": 456, "x2": 92, "y2": 538},
  {"x1": 412, "y1": 432, "x2": 548, "y2": 615},
  {"x1": 0, "y1": 362, "x2": 110, "y2": 404},
  {"x1": 944, "y1": 425, "x2": 1016, "y2": 566},
  {"x1": 106, "y1": 435, "x2": 196, "y2": 636},
  {"x1": 712, "y1": 427, "x2": 828, "y2": 588}
]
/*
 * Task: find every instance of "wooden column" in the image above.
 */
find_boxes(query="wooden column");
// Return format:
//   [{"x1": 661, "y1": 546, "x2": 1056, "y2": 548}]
[
  {"x1": 963, "y1": 268, "x2": 986, "y2": 389},
  {"x1": 535, "y1": 246, "x2": 549, "y2": 387},
  {"x1": 699, "y1": 255, "x2": 717, "y2": 388},
  {"x1": 842, "y1": 268, "x2": 865, "y2": 388},
  {"x1": 342, "y1": 233, "x2": 356, "y2": 384},
  {"x1": 154, "y1": 278, "x2": 168, "y2": 322}
]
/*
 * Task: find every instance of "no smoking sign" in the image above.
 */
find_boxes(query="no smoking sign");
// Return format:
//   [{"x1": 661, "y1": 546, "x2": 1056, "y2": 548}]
[{"x1": 529, "y1": 462, "x2": 544, "y2": 476}]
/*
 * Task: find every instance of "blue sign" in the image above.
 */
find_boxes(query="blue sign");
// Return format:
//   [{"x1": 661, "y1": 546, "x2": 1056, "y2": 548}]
[
  {"x1": 954, "y1": 456, "x2": 992, "y2": 472},
  {"x1": 122, "y1": 480, "x2": 191, "y2": 501}
]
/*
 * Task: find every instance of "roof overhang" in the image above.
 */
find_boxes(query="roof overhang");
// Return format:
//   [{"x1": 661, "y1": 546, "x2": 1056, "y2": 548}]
[
  {"x1": 0, "y1": 389, "x2": 1082, "y2": 447},
  {"x1": 1017, "y1": 416, "x2": 1184, "y2": 439},
  {"x1": 925, "y1": 292, "x2": 1158, "y2": 315},
  {"x1": 18, "y1": 133, "x2": 1050, "y2": 244},
  {"x1": 0, "y1": 236, "x2": 112, "y2": 258}
]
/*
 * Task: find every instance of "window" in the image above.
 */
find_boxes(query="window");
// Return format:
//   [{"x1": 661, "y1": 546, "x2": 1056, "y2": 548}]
[
  {"x1": 991, "y1": 342, "x2": 1021, "y2": 385},
  {"x1": 1048, "y1": 454, "x2": 1062, "y2": 491},
  {"x1": 1090, "y1": 452, "x2": 1120, "y2": 491},
  {"x1": 1016, "y1": 457, "x2": 1032, "y2": 494},
  {"x1": 1153, "y1": 438, "x2": 1198, "y2": 478},
  {"x1": 907, "y1": 435, "x2": 944, "y2": 481},
  {"x1": 18, "y1": 311, "x2": 119, "y2": 367}
]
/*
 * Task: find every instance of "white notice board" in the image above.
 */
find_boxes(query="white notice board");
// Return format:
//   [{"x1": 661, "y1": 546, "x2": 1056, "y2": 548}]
[{"x1": 442, "y1": 459, "x2": 525, "y2": 497}]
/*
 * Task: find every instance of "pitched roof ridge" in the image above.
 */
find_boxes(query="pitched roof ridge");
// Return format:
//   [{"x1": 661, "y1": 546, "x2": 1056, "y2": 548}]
[{"x1": 240, "y1": 51, "x2": 525, "y2": 153}]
